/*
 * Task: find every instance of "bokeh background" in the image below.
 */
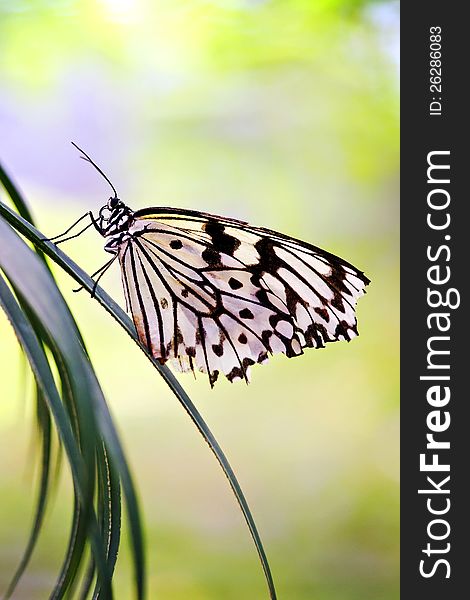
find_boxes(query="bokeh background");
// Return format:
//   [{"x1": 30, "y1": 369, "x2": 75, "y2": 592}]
[{"x1": 0, "y1": 1, "x2": 399, "y2": 599}]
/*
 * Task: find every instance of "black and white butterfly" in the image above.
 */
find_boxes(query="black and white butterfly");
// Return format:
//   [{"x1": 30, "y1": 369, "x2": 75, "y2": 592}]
[{"x1": 52, "y1": 144, "x2": 370, "y2": 387}]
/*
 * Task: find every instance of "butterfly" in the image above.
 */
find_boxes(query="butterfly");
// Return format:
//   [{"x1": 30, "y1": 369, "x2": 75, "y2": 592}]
[{"x1": 52, "y1": 144, "x2": 370, "y2": 387}]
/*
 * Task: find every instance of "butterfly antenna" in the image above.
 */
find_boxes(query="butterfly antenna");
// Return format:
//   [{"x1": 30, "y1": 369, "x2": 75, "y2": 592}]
[{"x1": 71, "y1": 141, "x2": 118, "y2": 198}]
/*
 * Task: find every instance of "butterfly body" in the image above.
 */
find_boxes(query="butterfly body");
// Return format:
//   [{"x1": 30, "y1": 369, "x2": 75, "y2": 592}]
[
  {"x1": 92, "y1": 197, "x2": 370, "y2": 386},
  {"x1": 96, "y1": 197, "x2": 134, "y2": 253}
]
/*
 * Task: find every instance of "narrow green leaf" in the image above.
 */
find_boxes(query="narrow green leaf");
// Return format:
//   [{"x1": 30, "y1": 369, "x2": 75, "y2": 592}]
[
  {"x1": 0, "y1": 159, "x2": 49, "y2": 267},
  {"x1": 9, "y1": 289, "x2": 98, "y2": 599},
  {"x1": 53, "y1": 496, "x2": 87, "y2": 600},
  {"x1": 0, "y1": 212, "x2": 142, "y2": 599},
  {"x1": 0, "y1": 230, "x2": 113, "y2": 599},
  {"x1": 98, "y1": 443, "x2": 122, "y2": 589},
  {"x1": 0, "y1": 162, "x2": 33, "y2": 223},
  {"x1": 0, "y1": 272, "x2": 111, "y2": 598},
  {"x1": 78, "y1": 442, "x2": 122, "y2": 600},
  {"x1": 90, "y1": 443, "x2": 122, "y2": 600}
]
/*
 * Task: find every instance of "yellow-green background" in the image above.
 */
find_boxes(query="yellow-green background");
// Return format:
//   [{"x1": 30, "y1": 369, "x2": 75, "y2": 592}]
[{"x1": 0, "y1": 1, "x2": 399, "y2": 598}]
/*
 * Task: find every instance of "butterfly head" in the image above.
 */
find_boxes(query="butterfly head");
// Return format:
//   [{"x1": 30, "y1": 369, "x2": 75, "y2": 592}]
[
  {"x1": 108, "y1": 196, "x2": 121, "y2": 210},
  {"x1": 99, "y1": 197, "x2": 120, "y2": 219},
  {"x1": 98, "y1": 196, "x2": 133, "y2": 236},
  {"x1": 106, "y1": 195, "x2": 128, "y2": 213}
]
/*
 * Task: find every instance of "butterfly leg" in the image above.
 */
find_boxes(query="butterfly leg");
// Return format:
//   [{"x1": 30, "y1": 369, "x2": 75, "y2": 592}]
[
  {"x1": 73, "y1": 255, "x2": 118, "y2": 297},
  {"x1": 43, "y1": 211, "x2": 98, "y2": 244}
]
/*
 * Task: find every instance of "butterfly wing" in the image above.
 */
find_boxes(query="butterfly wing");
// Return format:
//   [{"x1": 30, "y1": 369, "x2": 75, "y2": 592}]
[{"x1": 119, "y1": 208, "x2": 370, "y2": 386}]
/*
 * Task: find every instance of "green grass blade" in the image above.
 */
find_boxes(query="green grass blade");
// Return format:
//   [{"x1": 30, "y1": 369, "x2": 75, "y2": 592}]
[
  {"x1": 9, "y1": 289, "x2": 101, "y2": 599},
  {"x1": 0, "y1": 162, "x2": 33, "y2": 222},
  {"x1": 0, "y1": 212, "x2": 142, "y2": 599},
  {"x1": 90, "y1": 443, "x2": 122, "y2": 600},
  {"x1": 0, "y1": 199, "x2": 277, "y2": 599},
  {"x1": 79, "y1": 442, "x2": 122, "y2": 600},
  {"x1": 53, "y1": 496, "x2": 88, "y2": 600},
  {"x1": 0, "y1": 228, "x2": 114, "y2": 599},
  {"x1": 0, "y1": 272, "x2": 111, "y2": 598},
  {"x1": 0, "y1": 160, "x2": 50, "y2": 268},
  {"x1": 98, "y1": 443, "x2": 122, "y2": 591}
]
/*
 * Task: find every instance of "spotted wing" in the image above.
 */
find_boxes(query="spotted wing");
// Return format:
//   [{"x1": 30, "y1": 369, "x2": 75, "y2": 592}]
[{"x1": 118, "y1": 208, "x2": 370, "y2": 386}]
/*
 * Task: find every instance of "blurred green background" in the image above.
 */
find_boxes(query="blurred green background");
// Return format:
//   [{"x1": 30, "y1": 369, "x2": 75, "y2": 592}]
[{"x1": 0, "y1": 1, "x2": 399, "y2": 598}]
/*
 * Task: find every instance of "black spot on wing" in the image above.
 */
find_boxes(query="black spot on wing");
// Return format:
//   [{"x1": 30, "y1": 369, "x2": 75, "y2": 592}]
[
  {"x1": 254, "y1": 237, "x2": 279, "y2": 271},
  {"x1": 212, "y1": 343, "x2": 224, "y2": 357},
  {"x1": 202, "y1": 247, "x2": 222, "y2": 267},
  {"x1": 304, "y1": 323, "x2": 328, "y2": 348},
  {"x1": 204, "y1": 219, "x2": 241, "y2": 256},
  {"x1": 335, "y1": 320, "x2": 353, "y2": 341},
  {"x1": 242, "y1": 357, "x2": 255, "y2": 370},
  {"x1": 325, "y1": 267, "x2": 353, "y2": 296},
  {"x1": 255, "y1": 288, "x2": 269, "y2": 304},
  {"x1": 331, "y1": 294, "x2": 345, "y2": 312},
  {"x1": 261, "y1": 330, "x2": 273, "y2": 349},
  {"x1": 239, "y1": 308, "x2": 254, "y2": 319},
  {"x1": 170, "y1": 239, "x2": 183, "y2": 249},
  {"x1": 227, "y1": 366, "x2": 244, "y2": 383},
  {"x1": 314, "y1": 306, "x2": 329, "y2": 322},
  {"x1": 174, "y1": 325, "x2": 184, "y2": 357},
  {"x1": 228, "y1": 277, "x2": 243, "y2": 290},
  {"x1": 285, "y1": 286, "x2": 302, "y2": 313},
  {"x1": 209, "y1": 370, "x2": 219, "y2": 386},
  {"x1": 268, "y1": 314, "x2": 284, "y2": 329}
]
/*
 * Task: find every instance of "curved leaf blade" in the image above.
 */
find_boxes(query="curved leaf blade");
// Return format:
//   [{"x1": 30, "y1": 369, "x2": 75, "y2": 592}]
[{"x1": 0, "y1": 272, "x2": 110, "y2": 598}]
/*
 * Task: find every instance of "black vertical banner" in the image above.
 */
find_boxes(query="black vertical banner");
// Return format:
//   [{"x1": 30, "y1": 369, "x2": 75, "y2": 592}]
[{"x1": 401, "y1": 4, "x2": 468, "y2": 599}]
